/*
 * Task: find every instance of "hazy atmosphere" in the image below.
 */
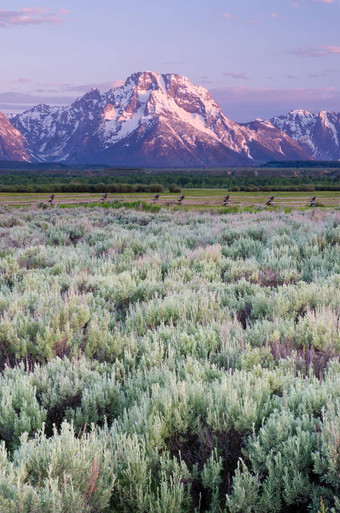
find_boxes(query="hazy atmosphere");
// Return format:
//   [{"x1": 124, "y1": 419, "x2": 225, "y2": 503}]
[{"x1": 1, "y1": 0, "x2": 339, "y2": 120}]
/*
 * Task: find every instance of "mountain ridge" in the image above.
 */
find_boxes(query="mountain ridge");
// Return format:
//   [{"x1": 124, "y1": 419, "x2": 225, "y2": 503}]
[
  {"x1": 270, "y1": 109, "x2": 340, "y2": 161},
  {"x1": 1, "y1": 71, "x2": 338, "y2": 166},
  {"x1": 0, "y1": 112, "x2": 31, "y2": 162}
]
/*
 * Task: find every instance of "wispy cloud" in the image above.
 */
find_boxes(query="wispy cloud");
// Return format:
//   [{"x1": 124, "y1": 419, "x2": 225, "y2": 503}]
[
  {"x1": 223, "y1": 72, "x2": 249, "y2": 80},
  {"x1": 0, "y1": 91, "x2": 75, "y2": 114},
  {"x1": 222, "y1": 12, "x2": 234, "y2": 19},
  {"x1": 327, "y1": 45, "x2": 340, "y2": 54},
  {"x1": 292, "y1": 0, "x2": 334, "y2": 5},
  {"x1": 21, "y1": 7, "x2": 46, "y2": 14},
  {"x1": 11, "y1": 79, "x2": 125, "y2": 95},
  {"x1": 212, "y1": 85, "x2": 340, "y2": 101},
  {"x1": 287, "y1": 47, "x2": 326, "y2": 57},
  {"x1": 200, "y1": 75, "x2": 213, "y2": 84},
  {"x1": 65, "y1": 80, "x2": 125, "y2": 93},
  {"x1": 0, "y1": 79, "x2": 126, "y2": 114},
  {"x1": 287, "y1": 45, "x2": 340, "y2": 57},
  {"x1": 287, "y1": 68, "x2": 339, "y2": 79},
  {"x1": 221, "y1": 12, "x2": 260, "y2": 25},
  {"x1": 210, "y1": 85, "x2": 340, "y2": 121},
  {"x1": 0, "y1": 7, "x2": 69, "y2": 28},
  {"x1": 291, "y1": 0, "x2": 334, "y2": 6}
]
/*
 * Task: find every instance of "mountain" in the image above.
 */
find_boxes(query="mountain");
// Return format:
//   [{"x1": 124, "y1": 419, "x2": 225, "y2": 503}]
[
  {"x1": 9, "y1": 71, "x2": 311, "y2": 167},
  {"x1": 242, "y1": 118, "x2": 312, "y2": 162},
  {"x1": 270, "y1": 110, "x2": 340, "y2": 161},
  {"x1": 0, "y1": 112, "x2": 30, "y2": 162}
]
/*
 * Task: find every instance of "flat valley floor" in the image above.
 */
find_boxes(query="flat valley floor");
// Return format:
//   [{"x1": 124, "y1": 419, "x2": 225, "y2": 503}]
[{"x1": 1, "y1": 189, "x2": 340, "y2": 209}]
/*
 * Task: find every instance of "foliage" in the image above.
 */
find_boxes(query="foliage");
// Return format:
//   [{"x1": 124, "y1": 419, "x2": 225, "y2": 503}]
[
  {"x1": 1, "y1": 169, "x2": 340, "y2": 192},
  {"x1": 0, "y1": 206, "x2": 339, "y2": 512},
  {"x1": 169, "y1": 184, "x2": 182, "y2": 193}
]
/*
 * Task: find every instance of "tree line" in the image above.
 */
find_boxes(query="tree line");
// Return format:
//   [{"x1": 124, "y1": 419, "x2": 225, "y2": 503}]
[{"x1": 1, "y1": 171, "x2": 340, "y2": 192}]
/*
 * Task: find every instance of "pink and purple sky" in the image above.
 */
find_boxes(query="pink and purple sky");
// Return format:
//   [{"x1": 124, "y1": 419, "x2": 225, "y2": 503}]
[{"x1": 0, "y1": 0, "x2": 339, "y2": 121}]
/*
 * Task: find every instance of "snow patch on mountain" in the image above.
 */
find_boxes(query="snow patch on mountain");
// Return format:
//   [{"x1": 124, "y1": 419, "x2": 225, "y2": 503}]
[
  {"x1": 270, "y1": 110, "x2": 340, "y2": 160},
  {"x1": 8, "y1": 71, "x2": 313, "y2": 166}
]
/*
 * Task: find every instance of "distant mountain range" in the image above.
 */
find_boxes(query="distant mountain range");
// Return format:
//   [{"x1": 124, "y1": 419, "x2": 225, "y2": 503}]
[
  {"x1": 1, "y1": 71, "x2": 339, "y2": 167},
  {"x1": 270, "y1": 110, "x2": 340, "y2": 161}
]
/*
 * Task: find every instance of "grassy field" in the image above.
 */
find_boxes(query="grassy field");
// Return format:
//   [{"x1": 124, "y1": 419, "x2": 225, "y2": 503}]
[
  {"x1": 1, "y1": 188, "x2": 340, "y2": 208},
  {"x1": 0, "y1": 206, "x2": 339, "y2": 512}
]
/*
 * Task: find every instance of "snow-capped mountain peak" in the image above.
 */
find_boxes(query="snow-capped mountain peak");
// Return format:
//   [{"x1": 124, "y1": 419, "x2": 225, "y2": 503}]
[
  {"x1": 270, "y1": 109, "x2": 340, "y2": 160},
  {"x1": 8, "y1": 71, "x2": 311, "y2": 166}
]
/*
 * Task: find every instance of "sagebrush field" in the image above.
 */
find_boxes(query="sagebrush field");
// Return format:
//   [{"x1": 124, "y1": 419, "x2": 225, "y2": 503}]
[{"x1": 0, "y1": 206, "x2": 339, "y2": 513}]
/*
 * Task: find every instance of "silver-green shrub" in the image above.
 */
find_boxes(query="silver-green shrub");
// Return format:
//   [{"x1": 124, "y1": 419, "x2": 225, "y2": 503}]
[{"x1": 0, "y1": 207, "x2": 339, "y2": 512}]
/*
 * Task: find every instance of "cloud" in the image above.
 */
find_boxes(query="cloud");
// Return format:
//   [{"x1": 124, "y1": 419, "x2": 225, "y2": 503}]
[
  {"x1": 0, "y1": 79, "x2": 126, "y2": 114},
  {"x1": 21, "y1": 7, "x2": 46, "y2": 14},
  {"x1": 0, "y1": 8, "x2": 69, "y2": 28},
  {"x1": 291, "y1": 0, "x2": 334, "y2": 6},
  {"x1": 326, "y1": 45, "x2": 340, "y2": 54},
  {"x1": 287, "y1": 45, "x2": 340, "y2": 58},
  {"x1": 289, "y1": 68, "x2": 340, "y2": 78},
  {"x1": 287, "y1": 47, "x2": 326, "y2": 57},
  {"x1": 210, "y1": 85, "x2": 340, "y2": 122},
  {"x1": 223, "y1": 72, "x2": 249, "y2": 80},
  {"x1": 1, "y1": 82, "x2": 339, "y2": 122},
  {"x1": 10, "y1": 79, "x2": 125, "y2": 95},
  {"x1": 221, "y1": 12, "x2": 259, "y2": 25},
  {"x1": 0, "y1": 91, "x2": 75, "y2": 114},
  {"x1": 222, "y1": 12, "x2": 233, "y2": 19},
  {"x1": 64, "y1": 80, "x2": 125, "y2": 93}
]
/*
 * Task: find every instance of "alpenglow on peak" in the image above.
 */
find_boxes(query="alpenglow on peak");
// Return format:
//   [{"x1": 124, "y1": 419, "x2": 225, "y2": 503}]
[{"x1": 6, "y1": 71, "x2": 314, "y2": 166}]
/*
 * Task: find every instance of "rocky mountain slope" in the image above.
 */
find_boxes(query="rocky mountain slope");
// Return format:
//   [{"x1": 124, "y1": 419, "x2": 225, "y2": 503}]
[
  {"x1": 270, "y1": 110, "x2": 340, "y2": 161},
  {"x1": 8, "y1": 71, "x2": 311, "y2": 167},
  {"x1": 0, "y1": 112, "x2": 30, "y2": 162}
]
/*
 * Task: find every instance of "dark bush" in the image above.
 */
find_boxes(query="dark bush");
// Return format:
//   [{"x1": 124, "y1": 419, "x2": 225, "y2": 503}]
[
  {"x1": 149, "y1": 183, "x2": 165, "y2": 193},
  {"x1": 169, "y1": 184, "x2": 182, "y2": 193}
]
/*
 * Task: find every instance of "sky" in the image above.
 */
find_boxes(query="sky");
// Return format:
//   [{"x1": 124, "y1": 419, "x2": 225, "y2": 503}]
[{"x1": 0, "y1": 0, "x2": 339, "y2": 122}]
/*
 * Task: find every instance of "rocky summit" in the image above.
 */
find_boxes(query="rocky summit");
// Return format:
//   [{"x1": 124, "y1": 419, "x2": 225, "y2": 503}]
[
  {"x1": 1, "y1": 71, "x2": 338, "y2": 166},
  {"x1": 270, "y1": 109, "x2": 340, "y2": 161},
  {"x1": 0, "y1": 112, "x2": 31, "y2": 162}
]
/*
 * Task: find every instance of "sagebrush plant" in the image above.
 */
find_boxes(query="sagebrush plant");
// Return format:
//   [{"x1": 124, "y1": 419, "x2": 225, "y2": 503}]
[{"x1": 0, "y1": 206, "x2": 339, "y2": 512}]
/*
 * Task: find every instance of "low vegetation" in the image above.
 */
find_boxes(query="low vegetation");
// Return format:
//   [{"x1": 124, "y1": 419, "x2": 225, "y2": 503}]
[{"x1": 0, "y1": 206, "x2": 339, "y2": 512}]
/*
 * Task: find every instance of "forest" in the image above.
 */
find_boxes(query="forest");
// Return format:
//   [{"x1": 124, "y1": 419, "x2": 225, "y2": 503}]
[{"x1": 1, "y1": 170, "x2": 340, "y2": 193}]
